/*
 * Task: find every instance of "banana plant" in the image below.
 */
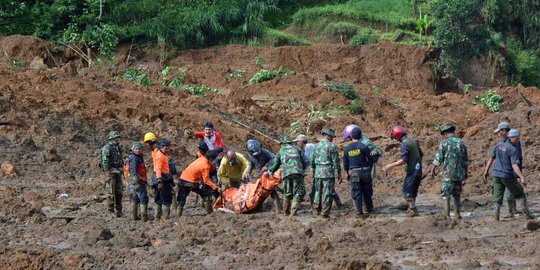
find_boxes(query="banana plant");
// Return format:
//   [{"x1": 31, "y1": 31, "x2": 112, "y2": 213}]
[{"x1": 416, "y1": 14, "x2": 434, "y2": 42}]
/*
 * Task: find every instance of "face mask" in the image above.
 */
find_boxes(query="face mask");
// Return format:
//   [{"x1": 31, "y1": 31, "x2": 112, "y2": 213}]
[{"x1": 230, "y1": 159, "x2": 238, "y2": 166}]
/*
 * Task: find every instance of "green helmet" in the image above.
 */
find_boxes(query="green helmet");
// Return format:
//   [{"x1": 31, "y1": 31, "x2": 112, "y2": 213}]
[
  {"x1": 439, "y1": 123, "x2": 456, "y2": 135},
  {"x1": 321, "y1": 128, "x2": 336, "y2": 137},
  {"x1": 108, "y1": 130, "x2": 120, "y2": 140},
  {"x1": 132, "y1": 141, "x2": 144, "y2": 150},
  {"x1": 280, "y1": 135, "x2": 292, "y2": 144}
]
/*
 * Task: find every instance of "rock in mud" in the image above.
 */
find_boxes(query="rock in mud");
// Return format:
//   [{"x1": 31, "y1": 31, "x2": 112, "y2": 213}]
[
  {"x1": 524, "y1": 221, "x2": 540, "y2": 231},
  {"x1": 0, "y1": 161, "x2": 18, "y2": 177}
]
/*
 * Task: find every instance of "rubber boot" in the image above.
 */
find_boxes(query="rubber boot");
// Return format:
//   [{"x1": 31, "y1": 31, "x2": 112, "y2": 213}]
[
  {"x1": 177, "y1": 206, "x2": 184, "y2": 217},
  {"x1": 505, "y1": 199, "x2": 517, "y2": 218},
  {"x1": 283, "y1": 197, "x2": 292, "y2": 216},
  {"x1": 322, "y1": 199, "x2": 333, "y2": 218},
  {"x1": 115, "y1": 193, "x2": 123, "y2": 217},
  {"x1": 442, "y1": 197, "x2": 450, "y2": 218},
  {"x1": 454, "y1": 203, "x2": 462, "y2": 219},
  {"x1": 271, "y1": 191, "x2": 282, "y2": 213},
  {"x1": 163, "y1": 205, "x2": 171, "y2": 219},
  {"x1": 140, "y1": 204, "x2": 148, "y2": 221},
  {"x1": 493, "y1": 203, "x2": 501, "y2": 221},
  {"x1": 333, "y1": 193, "x2": 343, "y2": 209},
  {"x1": 155, "y1": 204, "x2": 162, "y2": 220},
  {"x1": 131, "y1": 203, "x2": 140, "y2": 220},
  {"x1": 520, "y1": 197, "x2": 533, "y2": 219},
  {"x1": 204, "y1": 198, "x2": 213, "y2": 214},
  {"x1": 407, "y1": 199, "x2": 419, "y2": 217},
  {"x1": 290, "y1": 200, "x2": 300, "y2": 216}
]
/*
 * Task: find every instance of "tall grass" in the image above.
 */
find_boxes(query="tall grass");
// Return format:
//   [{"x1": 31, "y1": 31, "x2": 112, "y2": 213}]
[{"x1": 293, "y1": 0, "x2": 414, "y2": 29}]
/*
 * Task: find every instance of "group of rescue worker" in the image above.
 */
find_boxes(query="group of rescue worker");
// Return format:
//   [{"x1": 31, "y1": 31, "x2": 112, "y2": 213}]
[{"x1": 100, "y1": 120, "x2": 534, "y2": 222}]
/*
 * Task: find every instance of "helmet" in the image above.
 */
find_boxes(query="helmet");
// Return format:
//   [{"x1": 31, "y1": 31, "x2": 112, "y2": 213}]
[
  {"x1": 158, "y1": 140, "x2": 172, "y2": 149},
  {"x1": 321, "y1": 128, "x2": 336, "y2": 137},
  {"x1": 390, "y1": 126, "x2": 406, "y2": 140},
  {"x1": 438, "y1": 123, "x2": 456, "y2": 135},
  {"x1": 108, "y1": 131, "x2": 120, "y2": 140},
  {"x1": 280, "y1": 135, "x2": 292, "y2": 144},
  {"x1": 351, "y1": 127, "x2": 362, "y2": 139},
  {"x1": 246, "y1": 139, "x2": 262, "y2": 156},
  {"x1": 131, "y1": 141, "x2": 144, "y2": 151},
  {"x1": 143, "y1": 132, "x2": 156, "y2": 143},
  {"x1": 343, "y1": 124, "x2": 359, "y2": 140}
]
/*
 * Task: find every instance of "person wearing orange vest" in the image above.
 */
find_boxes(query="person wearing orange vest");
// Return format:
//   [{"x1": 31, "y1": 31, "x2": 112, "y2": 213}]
[
  {"x1": 177, "y1": 150, "x2": 220, "y2": 216},
  {"x1": 153, "y1": 140, "x2": 174, "y2": 220}
]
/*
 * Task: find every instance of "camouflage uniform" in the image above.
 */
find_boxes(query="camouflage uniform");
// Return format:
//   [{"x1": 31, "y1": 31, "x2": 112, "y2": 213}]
[
  {"x1": 101, "y1": 141, "x2": 124, "y2": 215},
  {"x1": 311, "y1": 138, "x2": 341, "y2": 217},
  {"x1": 432, "y1": 135, "x2": 469, "y2": 218},
  {"x1": 268, "y1": 143, "x2": 306, "y2": 215}
]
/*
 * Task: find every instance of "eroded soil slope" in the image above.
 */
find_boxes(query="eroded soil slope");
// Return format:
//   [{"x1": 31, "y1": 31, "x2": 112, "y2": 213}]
[{"x1": 0, "y1": 36, "x2": 539, "y2": 269}]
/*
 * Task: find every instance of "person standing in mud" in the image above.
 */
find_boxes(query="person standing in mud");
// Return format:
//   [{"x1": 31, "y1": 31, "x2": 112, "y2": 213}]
[
  {"x1": 100, "y1": 130, "x2": 124, "y2": 217},
  {"x1": 153, "y1": 140, "x2": 174, "y2": 220},
  {"x1": 343, "y1": 127, "x2": 377, "y2": 218},
  {"x1": 383, "y1": 126, "x2": 423, "y2": 217},
  {"x1": 246, "y1": 139, "x2": 282, "y2": 213},
  {"x1": 493, "y1": 122, "x2": 522, "y2": 217},
  {"x1": 128, "y1": 142, "x2": 149, "y2": 221},
  {"x1": 177, "y1": 150, "x2": 220, "y2": 216},
  {"x1": 483, "y1": 129, "x2": 533, "y2": 221},
  {"x1": 187, "y1": 122, "x2": 225, "y2": 150},
  {"x1": 429, "y1": 124, "x2": 470, "y2": 219},
  {"x1": 268, "y1": 135, "x2": 306, "y2": 216},
  {"x1": 311, "y1": 128, "x2": 342, "y2": 218}
]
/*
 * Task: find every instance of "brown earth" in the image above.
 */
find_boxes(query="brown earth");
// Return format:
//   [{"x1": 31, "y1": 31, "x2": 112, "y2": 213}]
[{"x1": 0, "y1": 36, "x2": 539, "y2": 269}]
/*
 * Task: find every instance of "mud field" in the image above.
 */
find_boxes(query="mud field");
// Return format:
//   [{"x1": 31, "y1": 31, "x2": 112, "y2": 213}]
[{"x1": 0, "y1": 35, "x2": 539, "y2": 269}]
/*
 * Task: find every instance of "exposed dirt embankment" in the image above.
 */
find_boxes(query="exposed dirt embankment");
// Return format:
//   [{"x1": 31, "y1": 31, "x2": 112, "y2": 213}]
[{"x1": 0, "y1": 36, "x2": 539, "y2": 269}]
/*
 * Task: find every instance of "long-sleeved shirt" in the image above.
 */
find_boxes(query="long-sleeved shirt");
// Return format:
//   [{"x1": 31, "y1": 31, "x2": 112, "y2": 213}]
[
  {"x1": 343, "y1": 141, "x2": 375, "y2": 171},
  {"x1": 311, "y1": 138, "x2": 341, "y2": 179},
  {"x1": 180, "y1": 156, "x2": 218, "y2": 190},
  {"x1": 218, "y1": 153, "x2": 250, "y2": 185},
  {"x1": 195, "y1": 131, "x2": 224, "y2": 150},
  {"x1": 129, "y1": 153, "x2": 147, "y2": 181},
  {"x1": 248, "y1": 148, "x2": 275, "y2": 176},
  {"x1": 153, "y1": 149, "x2": 170, "y2": 179},
  {"x1": 268, "y1": 144, "x2": 306, "y2": 179}
]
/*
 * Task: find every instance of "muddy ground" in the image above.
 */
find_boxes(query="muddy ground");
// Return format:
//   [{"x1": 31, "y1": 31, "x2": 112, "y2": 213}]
[{"x1": 0, "y1": 35, "x2": 539, "y2": 269}]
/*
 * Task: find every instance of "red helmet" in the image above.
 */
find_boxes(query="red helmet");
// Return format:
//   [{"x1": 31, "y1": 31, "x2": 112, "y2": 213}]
[{"x1": 390, "y1": 126, "x2": 406, "y2": 140}]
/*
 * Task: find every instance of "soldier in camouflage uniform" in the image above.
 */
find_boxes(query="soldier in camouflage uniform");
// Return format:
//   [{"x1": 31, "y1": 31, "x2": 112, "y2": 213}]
[
  {"x1": 101, "y1": 131, "x2": 124, "y2": 217},
  {"x1": 429, "y1": 124, "x2": 470, "y2": 219},
  {"x1": 311, "y1": 128, "x2": 342, "y2": 218},
  {"x1": 268, "y1": 135, "x2": 306, "y2": 216}
]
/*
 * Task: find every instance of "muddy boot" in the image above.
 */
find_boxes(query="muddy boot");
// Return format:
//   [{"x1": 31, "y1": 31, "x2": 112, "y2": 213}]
[
  {"x1": 442, "y1": 197, "x2": 450, "y2": 218},
  {"x1": 454, "y1": 204, "x2": 462, "y2": 219},
  {"x1": 493, "y1": 203, "x2": 501, "y2": 221},
  {"x1": 155, "y1": 204, "x2": 162, "y2": 220},
  {"x1": 204, "y1": 198, "x2": 213, "y2": 214},
  {"x1": 177, "y1": 206, "x2": 184, "y2": 217},
  {"x1": 505, "y1": 199, "x2": 517, "y2": 218},
  {"x1": 271, "y1": 191, "x2": 282, "y2": 213},
  {"x1": 333, "y1": 193, "x2": 343, "y2": 209},
  {"x1": 163, "y1": 205, "x2": 171, "y2": 219},
  {"x1": 283, "y1": 197, "x2": 292, "y2": 216},
  {"x1": 322, "y1": 200, "x2": 333, "y2": 218},
  {"x1": 140, "y1": 204, "x2": 148, "y2": 221},
  {"x1": 407, "y1": 199, "x2": 418, "y2": 217},
  {"x1": 290, "y1": 200, "x2": 300, "y2": 216},
  {"x1": 115, "y1": 193, "x2": 123, "y2": 217},
  {"x1": 519, "y1": 197, "x2": 534, "y2": 220},
  {"x1": 131, "y1": 203, "x2": 140, "y2": 220}
]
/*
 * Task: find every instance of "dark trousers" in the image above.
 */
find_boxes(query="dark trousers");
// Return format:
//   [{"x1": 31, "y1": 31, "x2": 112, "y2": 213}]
[
  {"x1": 403, "y1": 168, "x2": 422, "y2": 200},
  {"x1": 177, "y1": 180, "x2": 213, "y2": 207},
  {"x1": 154, "y1": 179, "x2": 173, "y2": 206},
  {"x1": 351, "y1": 175, "x2": 373, "y2": 214}
]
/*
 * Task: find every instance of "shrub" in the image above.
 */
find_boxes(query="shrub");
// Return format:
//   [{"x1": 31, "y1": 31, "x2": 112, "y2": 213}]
[
  {"x1": 472, "y1": 90, "x2": 502, "y2": 112},
  {"x1": 249, "y1": 67, "x2": 291, "y2": 84},
  {"x1": 226, "y1": 69, "x2": 247, "y2": 80},
  {"x1": 182, "y1": 84, "x2": 221, "y2": 96},
  {"x1": 347, "y1": 99, "x2": 365, "y2": 114},
  {"x1": 263, "y1": 28, "x2": 312, "y2": 46},
  {"x1": 509, "y1": 49, "x2": 540, "y2": 87},
  {"x1": 123, "y1": 67, "x2": 152, "y2": 87},
  {"x1": 324, "y1": 22, "x2": 360, "y2": 39},
  {"x1": 11, "y1": 58, "x2": 26, "y2": 68},
  {"x1": 349, "y1": 28, "x2": 380, "y2": 46},
  {"x1": 322, "y1": 82, "x2": 359, "y2": 100}
]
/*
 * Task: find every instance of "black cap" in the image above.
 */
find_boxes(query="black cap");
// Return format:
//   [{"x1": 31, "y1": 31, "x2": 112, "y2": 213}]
[
  {"x1": 197, "y1": 140, "x2": 209, "y2": 150},
  {"x1": 351, "y1": 127, "x2": 362, "y2": 139},
  {"x1": 205, "y1": 150, "x2": 218, "y2": 159}
]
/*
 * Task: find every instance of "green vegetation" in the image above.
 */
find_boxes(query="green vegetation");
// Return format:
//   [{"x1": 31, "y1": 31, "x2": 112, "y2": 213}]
[
  {"x1": 161, "y1": 66, "x2": 187, "y2": 87},
  {"x1": 322, "y1": 82, "x2": 358, "y2": 100},
  {"x1": 473, "y1": 90, "x2": 503, "y2": 112},
  {"x1": 249, "y1": 67, "x2": 292, "y2": 84},
  {"x1": 11, "y1": 58, "x2": 26, "y2": 68},
  {"x1": 123, "y1": 67, "x2": 152, "y2": 87},
  {"x1": 324, "y1": 22, "x2": 361, "y2": 39},
  {"x1": 255, "y1": 55, "x2": 265, "y2": 68},
  {"x1": 346, "y1": 99, "x2": 365, "y2": 114},
  {"x1": 371, "y1": 85, "x2": 383, "y2": 95},
  {"x1": 182, "y1": 84, "x2": 221, "y2": 96},
  {"x1": 226, "y1": 70, "x2": 247, "y2": 81},
  {"x1": 349, "y1": 28, "x2": 380, "y2": 46},
  {"x1": 293, "y1": 0, "x2": 415, "y2": 29},
  {"x1": 261, "y1": 28, "x2": 312, "y2": 46}
]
